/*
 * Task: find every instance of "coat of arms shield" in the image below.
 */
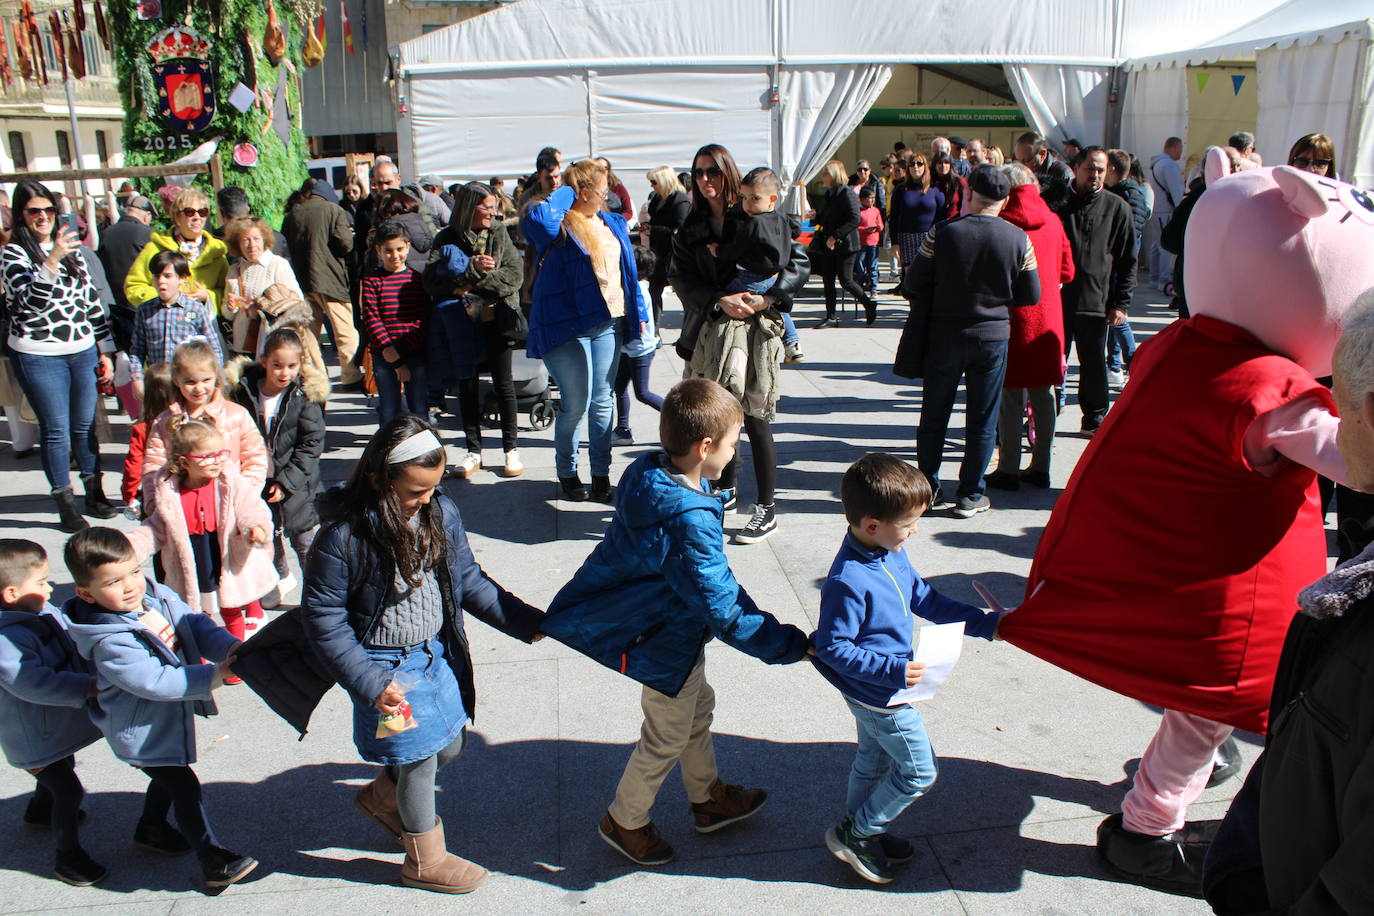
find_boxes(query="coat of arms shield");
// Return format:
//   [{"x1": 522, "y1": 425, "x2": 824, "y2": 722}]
[{"x1": 147, "y1": 25, "x2": 215, "y2": 133}]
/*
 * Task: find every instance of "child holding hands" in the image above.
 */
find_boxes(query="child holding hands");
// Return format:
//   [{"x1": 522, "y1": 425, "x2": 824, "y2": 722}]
[
  {"x1": 63, "y1": 527, "x2": 255, "y2": 889},
  {"x1": 813, "y1": 453, "x2": 1004, "y2": 884},
  {"x1": 0, "y1": 539, "x2": 104, "y2": 886}
]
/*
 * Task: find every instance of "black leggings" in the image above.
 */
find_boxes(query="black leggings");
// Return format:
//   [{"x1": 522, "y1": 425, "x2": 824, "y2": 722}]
[
  {"x1": 716, "y1": 414, "x2": 777, "y2": 505},
  {"x1": 818, "y1": 249, "x2": 871, "y2": 317},
  {"x1": 648, "y1": 279, "x2": 667, "y2": 328},
  {"x1": 32, "y1": 756, "x2": 84, "y2": 853},
  {"x1": 614, "y1": 354, "x2": 664, "y2": 433},
  {"x1": 456, "y1": 323, "x2": 518, "y2": 453},
  {"x1": 141, "y1": 765, "x2": 218, "y2": 855}
]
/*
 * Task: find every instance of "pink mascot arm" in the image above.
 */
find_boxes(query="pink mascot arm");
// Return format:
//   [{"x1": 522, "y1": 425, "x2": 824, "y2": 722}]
[{"x1": 1246, "y1": 395, "x2": 1349, "y2": 484}]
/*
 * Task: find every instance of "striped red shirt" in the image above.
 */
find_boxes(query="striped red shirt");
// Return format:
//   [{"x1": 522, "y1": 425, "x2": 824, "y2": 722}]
[{"x1": 360, "y1": 267, "x2": 431, "y2": 357}]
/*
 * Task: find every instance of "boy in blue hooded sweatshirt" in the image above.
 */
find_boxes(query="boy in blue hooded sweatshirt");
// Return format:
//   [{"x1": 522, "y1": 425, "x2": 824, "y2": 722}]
[
  {"x1": 62, "y1": 527, "x2": 257, "y2": 890},
  {"x1": 541, "y1": 378, "x2": 810, "y2": 867},
  {"x1": 0, "y1": 539, "x2": 104, "y2": 886},
  {"x1": 814, "y1": 453, "x2": 1003, "y2": 885}
]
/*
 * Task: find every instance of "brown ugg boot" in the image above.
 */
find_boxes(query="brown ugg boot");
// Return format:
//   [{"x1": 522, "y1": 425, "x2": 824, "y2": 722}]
[
  {"x1": 353, "y1": 770, "x2": 404, "y2": 842},
  {"x1": 400, "y1": 818, "x2": 487, "y2": 894}
]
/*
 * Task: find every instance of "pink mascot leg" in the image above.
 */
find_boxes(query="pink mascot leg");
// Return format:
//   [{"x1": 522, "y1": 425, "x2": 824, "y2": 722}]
[{"x1": 1122, "y1": 710, "x2": 1234, "y2": 835}]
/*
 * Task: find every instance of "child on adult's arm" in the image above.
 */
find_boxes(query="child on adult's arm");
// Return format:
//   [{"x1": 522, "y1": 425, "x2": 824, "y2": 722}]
[
  {"x1": 541, "y1": 378, "x2": 811, "y2": 867},
  {"x1": 812, "y1": 453, "x2": 1005, "y2": 884},
  {"x1": 62, "y1": 528, "x2": 256, "y2": 891},
  {"x1": 0, "y1": 539, "x2": 104, "y2": 886}
]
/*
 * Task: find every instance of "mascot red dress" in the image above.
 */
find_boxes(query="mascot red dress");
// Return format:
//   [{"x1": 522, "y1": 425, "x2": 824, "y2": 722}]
[{"x1": 998, "y1": 158, "x2": 1374, "y2": 895}]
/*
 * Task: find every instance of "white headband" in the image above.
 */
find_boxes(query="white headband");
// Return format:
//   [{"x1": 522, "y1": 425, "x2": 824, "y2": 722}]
[{"x1": 387, "y1": 429, "x2": 443, "y2": 464}]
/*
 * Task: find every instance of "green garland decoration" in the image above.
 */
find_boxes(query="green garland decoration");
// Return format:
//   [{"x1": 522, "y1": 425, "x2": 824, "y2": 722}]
[{"x1": 107, "y1": 1, "x2": 309, "y2": 228}]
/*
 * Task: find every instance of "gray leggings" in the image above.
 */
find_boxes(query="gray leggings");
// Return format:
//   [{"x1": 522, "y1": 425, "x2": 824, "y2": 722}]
[{"x1": 386, "y1": 730, "x2": 467, "y2": 834}]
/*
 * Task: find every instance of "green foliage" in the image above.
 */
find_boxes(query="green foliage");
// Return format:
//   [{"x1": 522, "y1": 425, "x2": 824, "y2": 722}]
[{"x1": 106, "y1": 0, "x2": 309, "y2": 228}]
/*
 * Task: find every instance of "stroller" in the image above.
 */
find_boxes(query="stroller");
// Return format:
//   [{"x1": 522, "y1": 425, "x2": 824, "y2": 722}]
[{"x1": 481, "y1": 351, "x2": 556, "y2": 430}]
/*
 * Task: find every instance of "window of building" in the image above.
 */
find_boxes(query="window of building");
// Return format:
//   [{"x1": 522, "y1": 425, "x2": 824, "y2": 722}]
[
  {"x1": 96, "y1": 130, "x2": 110, "y2": 167},
  {"x1": 56, "y1": 130, "x2": 72, "y2": 167},
  {"x1": 8, "y1": 132, "x2": 28, "y2": 171}
]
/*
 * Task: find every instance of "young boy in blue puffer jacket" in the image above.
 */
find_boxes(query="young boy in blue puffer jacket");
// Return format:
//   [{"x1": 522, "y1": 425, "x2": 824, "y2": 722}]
[
  {"x1": 0, "y1": 539, "x2": 104, "y2": 886},
  {"x1": 541, "y1": 378, "x2": 810, "y2": 867},
  {"x1": 62, "y1": 527, "x2": 257, "y2": 891}
]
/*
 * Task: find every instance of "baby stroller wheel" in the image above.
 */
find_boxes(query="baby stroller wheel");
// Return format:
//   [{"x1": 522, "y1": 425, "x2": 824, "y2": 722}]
[{"x1": 530, "y1": 399, "x2": 555, "y2": 430}]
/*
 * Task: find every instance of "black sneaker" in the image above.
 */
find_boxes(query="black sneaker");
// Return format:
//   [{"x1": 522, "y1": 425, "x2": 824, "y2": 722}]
[
  {"x1": 718, "y1": 488, "x2": 737, "y2": 512},
  {"x1": 984, "y1": 470, "x2": 1020, "y2": 491},
  {"x1": 952, "y1": 494, "x2": 990, "y2": 518},
  {"x1": 825, "y1": 817, "x2": 893, "y2": 884},
  {"x1": 734, "y1": 503, "x2": 777, "y2": 545},
  {"x1": 880, "y1": 833, "x2": 915, "y2": 864},
  {"x1": 54, "y1": 848, "x2": 107, "y2": 887},
  {"x1": 590, "y1": 475, "x2": 614, "y2": 504},
  {"x1": 133, "y1": 818, "x2": 192, "y2": 857},
  {"x1": 200, "y1": 846, "x2": 258, "y2": 888},
  {"x1": 1207, "y1": 736, "x2": 1243, "y2": 788}
]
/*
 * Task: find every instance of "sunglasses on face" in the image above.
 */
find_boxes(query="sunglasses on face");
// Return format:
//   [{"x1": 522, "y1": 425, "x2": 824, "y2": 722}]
[
  {"x1": 24, "y1": 206, "x2": 56, "y2": 218},
  {"x1": 181, "y1": 208, "x2": 210, "y2": 219},
  {"x1": 1292, "y1": 156, "x2": 1332, "y2": 170},
  {"x1": 692, "y1": 165, "x2": 723, "y2": 180},
  {"x1": 187, "y1": 449, "x2": 230, "y2": 465}
]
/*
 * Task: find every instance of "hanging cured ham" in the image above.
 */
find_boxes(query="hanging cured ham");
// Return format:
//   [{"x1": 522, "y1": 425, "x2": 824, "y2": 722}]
[
  {"x1": 0, "y1": 21, "x2": 12, "y2": 88},
  {"x1": 64, "y1": 12, "x2": 83, "y2": 79},
  {"x1": 92, "y1": 1, "x2": 108, "y2": 52},
  {"x1": 47, "y1": 11, "x2": 65, "y2": 81},
  {"x1": 262, "y1": 0, "x2": 286, "y2": 65}
]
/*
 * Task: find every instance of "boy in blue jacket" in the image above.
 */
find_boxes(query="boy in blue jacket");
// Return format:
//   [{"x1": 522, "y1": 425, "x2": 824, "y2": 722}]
[
  {"x1": 0, "y1": 539, "x2": 104, "y2": 886},
  {"x1": 813, "y1": 453, "x2": 1002, "y2": 884},
  {"x1": 62, "y1": 527, "x2": 257, "y2": 890},
  {"x1": 541, "y1": 378, "x2": 810, "y2": 866}
]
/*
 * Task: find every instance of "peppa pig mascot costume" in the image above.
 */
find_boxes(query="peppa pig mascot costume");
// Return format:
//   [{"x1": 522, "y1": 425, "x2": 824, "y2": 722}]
[{"x1": 997, "y1": 158, "x2": 1374, "y2": 896}]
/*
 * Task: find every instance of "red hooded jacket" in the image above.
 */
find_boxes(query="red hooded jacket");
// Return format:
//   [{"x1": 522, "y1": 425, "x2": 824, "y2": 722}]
[{"x1": 999, "y1": 184, "x2": 1074, "y2": 388}]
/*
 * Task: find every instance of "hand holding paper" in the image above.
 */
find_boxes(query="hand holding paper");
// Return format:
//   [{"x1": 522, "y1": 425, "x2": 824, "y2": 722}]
[{"x1": 888, "y1": 622, "x2": 965, "y2": 705}]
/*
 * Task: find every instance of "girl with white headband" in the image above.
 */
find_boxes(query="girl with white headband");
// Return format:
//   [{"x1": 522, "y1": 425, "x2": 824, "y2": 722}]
[{"x1": 295, "y1": 414, "x2": 545, "y2": 894}]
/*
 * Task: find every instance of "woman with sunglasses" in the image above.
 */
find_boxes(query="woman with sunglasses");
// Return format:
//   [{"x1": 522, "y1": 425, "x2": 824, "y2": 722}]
[
  {"x1": 1287, "y1": 133, "x2": 1337, "y2": 178},
  {"x1": 0, "y1": 179, "x2": 119, "y2": 531},
  {"x1": 888, "y1": 155, "x2": 946, "y2": 283},
  {"x1": 124, "y1": 188, "x2": 229, "y2": 320},
  {"x1": 671, "y1": 144, "x2": 810, "y2": 544}
]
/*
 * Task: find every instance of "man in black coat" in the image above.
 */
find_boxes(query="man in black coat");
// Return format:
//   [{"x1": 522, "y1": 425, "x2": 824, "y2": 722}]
[
  {"x1": 96, "y1": 195, "x2": 155, "y2": 351},
  {"x1": 1058, "y1": 146, "x2": 1136, "y2": 435},
  {"x1": 282, "y1": 182, "x2": 359, "y2": 388}
]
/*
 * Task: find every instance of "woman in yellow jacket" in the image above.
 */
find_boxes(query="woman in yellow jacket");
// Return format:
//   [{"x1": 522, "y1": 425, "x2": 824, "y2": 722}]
[{"x1": 123, "y1": 187, "x2": 228, "y2": 315}]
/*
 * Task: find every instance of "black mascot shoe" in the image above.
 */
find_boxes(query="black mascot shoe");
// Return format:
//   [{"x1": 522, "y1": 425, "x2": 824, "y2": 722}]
[
  {"x1": 1095, "y1": 813, "x2": 1207, "y2": 898},
  {"x1": 1206, "y1": 736, "x2": 1243, "y2": 789}
]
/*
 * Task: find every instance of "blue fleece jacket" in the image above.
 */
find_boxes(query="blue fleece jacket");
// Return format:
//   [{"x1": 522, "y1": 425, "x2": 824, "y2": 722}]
[
  {"x1": 0, "y1": 604, "x2": 101, "y2": 769},
  {"x1": 811, "y1": 532, "x2": 998, "y2": 708},
  {"x1": 541, "y1": 451, "x2": 809, "y2": 697},
  {"x1": 64, "y1": 580, "x2": 239, "y2": 767}
]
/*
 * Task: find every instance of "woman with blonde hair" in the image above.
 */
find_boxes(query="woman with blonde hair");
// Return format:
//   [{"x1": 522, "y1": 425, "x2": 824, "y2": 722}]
[
  {"x1": 124, "y1": 187, "x2": 228, "y2": 315},
  {"x1": 522, "y1": 159, "x2": 650, "y2": 503},
  {"x1": 810, "y1": 158, "x2": 877, "y2": 327},
  {"x1": 641, "y1": 165, "x2": 690, "y2": 326}
]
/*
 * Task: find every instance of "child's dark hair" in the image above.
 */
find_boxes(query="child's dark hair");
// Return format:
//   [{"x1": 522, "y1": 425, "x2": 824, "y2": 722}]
[
  {"x1": 370, "y1": 220, "x2": 410, "y2": 249},
  {"x1": 139, "y1": 363, "x2": 177, "y2": 426},
  {"x1": 64, "y1": 527, "x2": 137, "y2": 588},
  {"x1": 660, "y1": 378, "x2": 743, "y2": 458},
  {"x1": 840, "y1": 453, "x2": 932, "y2": 527},
  {"x1": 321, "y1": 414, "x2": 446, "y2": 586},
  {"x1": 740, "y1": 166, "x2": 781, "y2": 196},
  {"x1": 633, "y1": 244, "x2": 657, "y2": 279},
  {"x1": 261, "y1": 327, "x2": 305, "y2": 358},
  {"x1": 0, "y1": 539, "x2": 46, "y2": 592},
  {"x1": 859, "y1": 186, "x2": 876, "y2": 200},
  {"x1": 149, "y1": 249, "x2": 191, "y2": 279}
]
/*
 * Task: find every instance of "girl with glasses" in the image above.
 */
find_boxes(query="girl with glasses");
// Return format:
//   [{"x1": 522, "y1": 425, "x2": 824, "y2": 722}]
[{"x1": 124, "y1": 188, "x2": 229, "y2": 321}]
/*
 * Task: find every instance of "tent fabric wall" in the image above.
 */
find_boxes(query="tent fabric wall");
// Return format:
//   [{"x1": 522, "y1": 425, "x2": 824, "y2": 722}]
[
  {"x1": 1256, "y1": 33, "x2": 1374, "y2": 187},
  {"x1": 1004, "y1": 64, "x2": 1112, "y2": 146},
  {"x1": 1120, "y1": 65, "x2": 1188, "y2": 161},
  {"x1": 779, "y1": 64, "x2": 893, "y2": 192}
]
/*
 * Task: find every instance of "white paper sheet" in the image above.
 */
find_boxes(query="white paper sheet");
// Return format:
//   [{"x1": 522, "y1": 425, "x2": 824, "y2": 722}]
[{"x1": 887, "y1": 621, "x2": 965, "y2": 705}]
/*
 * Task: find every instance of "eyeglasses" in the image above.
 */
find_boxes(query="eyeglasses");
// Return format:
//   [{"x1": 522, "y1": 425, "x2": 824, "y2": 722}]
[
  {"x1": 1292, "y1": 156, "x2": 1333, "y2": 171},
  {"x1": 856, "y1": 167, "x2": 870, "y2": 172},
  {"x1": 692, "y1": 165, "x2": 723, "y2": 180},
  {"x1": 187, "y1": 449, "x2": 230, "y2": 465},
  {"x1": 24, "y1": 206, "x2": 56, "y2": 218},
  {"x1": 180, "y1": 207, "x2": 210, "y2": 219}
]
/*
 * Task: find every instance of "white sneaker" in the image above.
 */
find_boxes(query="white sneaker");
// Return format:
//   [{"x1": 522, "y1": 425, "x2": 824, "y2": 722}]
[
  {"x1": 455, "y1": 452, "x2": 482, "y2": 479},
  {"x1": 503, "y1": 449, "x2": 524, "y2": 477},
  {"x1": 1108, "y1": 369, "x2": 1126, "y2": 388},
  {"x1": 783, "y1": 341, "x2": 805, "y2": 365}
]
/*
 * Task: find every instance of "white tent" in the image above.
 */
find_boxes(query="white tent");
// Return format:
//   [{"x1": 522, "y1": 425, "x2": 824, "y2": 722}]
[
  {"x1": 396, "y1": 0, "x2": 1285, "y2": 188},
  {"x1": 1123, "y1": 0, "x2": 1374, "y2": 186}
]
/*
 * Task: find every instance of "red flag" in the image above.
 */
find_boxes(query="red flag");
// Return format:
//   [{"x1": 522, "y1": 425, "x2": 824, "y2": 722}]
[
  {"x1": 315, "y1": 13, "x2": 327, "y2": 53},
  {"x1": 340, "y1": 0, "x2": 354, "y2": 55}
]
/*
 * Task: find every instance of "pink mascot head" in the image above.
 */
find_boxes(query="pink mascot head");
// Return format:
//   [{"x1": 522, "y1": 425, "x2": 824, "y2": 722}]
[{"x1": 1184, "y1": 153, "x2": 1374, "y2": 377}]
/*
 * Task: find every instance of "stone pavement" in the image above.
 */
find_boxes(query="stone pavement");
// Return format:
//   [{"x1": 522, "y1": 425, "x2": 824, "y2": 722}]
[{"x1": 0, "y1": 281, "x2": 1254, "y2": 915}]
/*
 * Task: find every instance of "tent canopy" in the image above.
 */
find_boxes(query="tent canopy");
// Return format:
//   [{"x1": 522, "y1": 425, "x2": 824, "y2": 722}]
[{"x1": 1126, "y1": 0, "x2": 1374, "y2": 70}]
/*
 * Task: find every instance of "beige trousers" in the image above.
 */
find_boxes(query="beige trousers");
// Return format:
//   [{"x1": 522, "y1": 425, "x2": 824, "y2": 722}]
[
  {"x1": 607, "y1": 654, "x2": 719, "y2": 829},
  {"x1": 306, "y1": 293, "x2": 361, "y2": 384}
]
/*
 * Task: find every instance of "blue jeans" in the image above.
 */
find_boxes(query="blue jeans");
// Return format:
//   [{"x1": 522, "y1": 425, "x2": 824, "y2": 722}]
[
  {"x1": 856, "y1": 245, "x2": 879, "y2": 291},
  {"x1": 917, "y1": 333, "x2": 1008, "y2": 500},
  {"x1": 1107, "y1": 319, "x2": 1137, "y2": 372},
  {"x1": 373, "y1": 349, "x2": 429, "y2": 426},
  {"x1": 542, "y1": 319, "x2": 622, "y2": 478},
  {"x1": 844, "y1": 697, "x2": 938, "y2": 836},
  {"x1": 724, "y1": 270, "x2": 778, "y2": 296},
  {"x1": 10, "y1": 346, "x2": 100, "y2": 490},
  {"x1": 780, "y1": 311, "x2": 799, "y2": 347}
]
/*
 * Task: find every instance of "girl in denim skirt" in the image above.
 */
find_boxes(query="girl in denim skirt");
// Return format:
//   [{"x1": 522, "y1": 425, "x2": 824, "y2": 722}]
[{"x1": 299, "y1": 414, "x2": 545, "y2": 894}]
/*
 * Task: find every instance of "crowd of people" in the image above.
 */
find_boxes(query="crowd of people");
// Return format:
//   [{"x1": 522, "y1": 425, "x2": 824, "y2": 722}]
[{"x1": 0, "y1": 126, "x2": 1365, "y2": 906}]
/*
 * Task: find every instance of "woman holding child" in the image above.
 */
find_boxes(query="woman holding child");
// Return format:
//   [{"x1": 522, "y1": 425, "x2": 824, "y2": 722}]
[{"x1": 670, "y1": 143, "x2": 810, "y2": 545}]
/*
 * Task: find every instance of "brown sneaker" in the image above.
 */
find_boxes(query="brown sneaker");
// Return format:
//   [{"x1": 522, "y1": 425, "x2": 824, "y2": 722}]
[
  {"x1": 690, "y1": 780, "x2": 767, "y2": 833},
  {"x1": 599, "y1": 811, "x2": 674, "y2": 865}
]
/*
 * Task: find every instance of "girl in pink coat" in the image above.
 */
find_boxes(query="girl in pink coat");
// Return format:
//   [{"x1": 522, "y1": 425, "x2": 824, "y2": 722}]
[{"x1": 129, "y1": 416, "x2": 277, "y2": 660}]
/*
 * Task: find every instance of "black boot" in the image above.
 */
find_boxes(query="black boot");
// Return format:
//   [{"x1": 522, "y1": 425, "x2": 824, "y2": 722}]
[
  {"x1": 81, "y1": 473, "x2": 119, "y2": 519},
  {"x1": 558, "y1": 476, "x2": 588, "y2": 502},
  {"x1": 52, "y1": 487, "x2": 89, "y2": 533},
  {"x1": 590, "y1": 475, "x2": 613, "y2": 504},
  {"x1": 863, "y1": 297, "x2": 878, "y2": 326},
  {"x1": 1095, "y1": 812, "x2": 1207, "y2": 897}
]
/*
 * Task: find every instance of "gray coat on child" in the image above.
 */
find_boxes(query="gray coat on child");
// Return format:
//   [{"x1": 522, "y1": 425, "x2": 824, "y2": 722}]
[{"x1": 0, "y1": 605, "x2": 101, "y2": 769}]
